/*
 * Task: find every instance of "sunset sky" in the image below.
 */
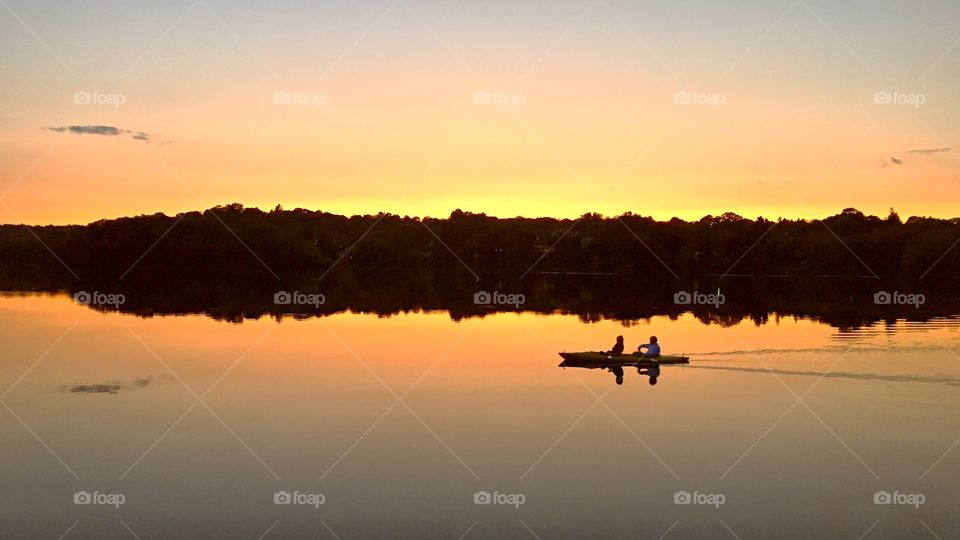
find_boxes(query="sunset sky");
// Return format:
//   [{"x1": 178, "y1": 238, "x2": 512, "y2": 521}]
[{"x1": 1, "y1": 0, "x2": 958, "y2": 225}]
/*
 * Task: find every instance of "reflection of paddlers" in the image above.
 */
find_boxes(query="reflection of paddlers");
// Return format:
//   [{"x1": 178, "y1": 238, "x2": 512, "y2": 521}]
[
  {"x1": 608, "y1": 365, "x2": 624, "y2": 385},
  {"x1": 637, "y1": 364, "x2": 660, "y2": 385}
]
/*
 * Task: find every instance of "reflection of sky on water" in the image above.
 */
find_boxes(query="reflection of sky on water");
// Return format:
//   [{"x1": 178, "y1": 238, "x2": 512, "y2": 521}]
[{"x1": 1, "y1": 294, "x2": 958, "y2": 538}]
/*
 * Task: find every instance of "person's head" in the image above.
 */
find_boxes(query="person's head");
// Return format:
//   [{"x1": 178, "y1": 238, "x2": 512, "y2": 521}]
[
  {"x1": 649, "y1": 336, "x2": 658, "y2": 344},
  {"x1": 616, "y1": 374, "x2": 624, "y2": 385},
  {"x1": 648, "y1": 376, "x2": 658, "y2": 386},
  {"x1": 616, "y1": 335, "x2": 624, "y2": 343}
]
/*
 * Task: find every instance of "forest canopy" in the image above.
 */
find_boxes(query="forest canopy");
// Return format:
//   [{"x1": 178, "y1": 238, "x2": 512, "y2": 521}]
[{"x1": 1, "y1": 205, "x2": 958, "y2": 285}]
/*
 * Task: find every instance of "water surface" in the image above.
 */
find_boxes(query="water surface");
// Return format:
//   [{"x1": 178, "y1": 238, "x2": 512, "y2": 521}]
[{"x1": 1, "y1": 294, "x2": 958, "y2": 538}]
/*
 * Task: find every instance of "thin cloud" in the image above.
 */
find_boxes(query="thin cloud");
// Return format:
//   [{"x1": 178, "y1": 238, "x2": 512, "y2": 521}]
[
  {"x1": 43, "y1": 125, "x2": 163, "y2": 143},
  {"x1": 46, "y1": 125, "x2": 123, "y2": 136},
  {"x1": 883, "y1": 146, "x2": 952, "y2": 167},
  {"x1": 907, "y1": 147, "x2": 951, "y2": 155}
]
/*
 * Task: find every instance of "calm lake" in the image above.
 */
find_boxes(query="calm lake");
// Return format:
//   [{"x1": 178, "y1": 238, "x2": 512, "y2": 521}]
[{"x1": 1, "y1": 292, "x2": 958, "y2": 539}]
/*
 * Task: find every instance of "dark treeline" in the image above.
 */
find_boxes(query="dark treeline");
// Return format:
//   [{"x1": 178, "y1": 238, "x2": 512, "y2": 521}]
[
  {"x1": 1, "y1": 204, "x2": 959, "y2": 284},
  {"x1": 2, "y1": 203, "x2": 958, "y2": 327}
]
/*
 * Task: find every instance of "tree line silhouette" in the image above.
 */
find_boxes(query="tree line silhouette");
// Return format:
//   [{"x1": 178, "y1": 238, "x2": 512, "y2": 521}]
[
  {"x1": 1, "y1": 204, "x2": 958, "y2": 285},
  {"x1": 2, "y1": 204, "x2": 959, "y2": 328}
]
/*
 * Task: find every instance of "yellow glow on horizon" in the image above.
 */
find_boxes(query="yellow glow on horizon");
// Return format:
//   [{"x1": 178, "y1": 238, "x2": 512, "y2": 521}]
[{"x1": 2, "y1": 59, "x2": 957, "y2": 226}]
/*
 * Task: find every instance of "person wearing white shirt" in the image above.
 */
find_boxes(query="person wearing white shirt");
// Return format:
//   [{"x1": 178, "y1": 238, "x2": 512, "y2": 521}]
[{"x1": 637, "y1": 336, "x2": 660, "y2": 357}]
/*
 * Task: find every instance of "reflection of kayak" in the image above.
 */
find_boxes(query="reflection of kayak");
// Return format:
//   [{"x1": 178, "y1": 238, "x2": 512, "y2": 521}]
[{"x1": 558, "y1": 352, "x2": 689, "y2": 368}]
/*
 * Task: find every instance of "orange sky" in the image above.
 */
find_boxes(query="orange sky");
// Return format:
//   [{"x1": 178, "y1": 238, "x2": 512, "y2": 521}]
[{"x1": 1, "y1": 1, "x2": 958, "y2": 225}]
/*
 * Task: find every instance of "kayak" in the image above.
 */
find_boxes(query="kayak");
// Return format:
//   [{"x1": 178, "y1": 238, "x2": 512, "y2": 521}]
[{"x1": 558, "y1": 351, "x2": 689, "y2": 368}]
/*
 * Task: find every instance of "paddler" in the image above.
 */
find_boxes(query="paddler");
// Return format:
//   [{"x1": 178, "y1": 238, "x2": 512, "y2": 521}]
[
  {"x1": 636, "y1": 336, "x2": 660, "y2": 358},
  {"x1": 608, "y1": 335, "x2": 625, "y2": 355}
]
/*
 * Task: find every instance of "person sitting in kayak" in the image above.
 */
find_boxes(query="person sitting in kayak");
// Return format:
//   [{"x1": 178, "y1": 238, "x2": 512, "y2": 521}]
[
  {"x1": 608, "y1": 335, "x2": 625, "y2": 356},
  {"x1": 636, "y1": 336, "x2": 660, "y2": 357}
]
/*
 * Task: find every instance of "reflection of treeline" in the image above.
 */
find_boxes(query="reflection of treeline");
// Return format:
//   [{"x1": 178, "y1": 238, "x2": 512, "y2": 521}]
[
  {"x1": 19, "y1": 270, "x2": 959, "y2": 331},
  {"x1": 1, "y1": 204, "x2": 959, "y2": 284}
]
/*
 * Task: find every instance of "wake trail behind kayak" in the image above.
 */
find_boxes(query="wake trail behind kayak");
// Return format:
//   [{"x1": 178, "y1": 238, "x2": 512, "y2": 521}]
[
  {"x1": 688, "y1": 343, "x2": 959, "y2": 357},
  {"x1": 686, "y1": 365, "x2": 960, "y2": 386}
]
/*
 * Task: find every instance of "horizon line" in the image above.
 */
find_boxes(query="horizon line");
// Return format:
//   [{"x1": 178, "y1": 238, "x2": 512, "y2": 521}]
[{"x1": 4, "y1": 203, "x2": 958, "y2": 228}]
